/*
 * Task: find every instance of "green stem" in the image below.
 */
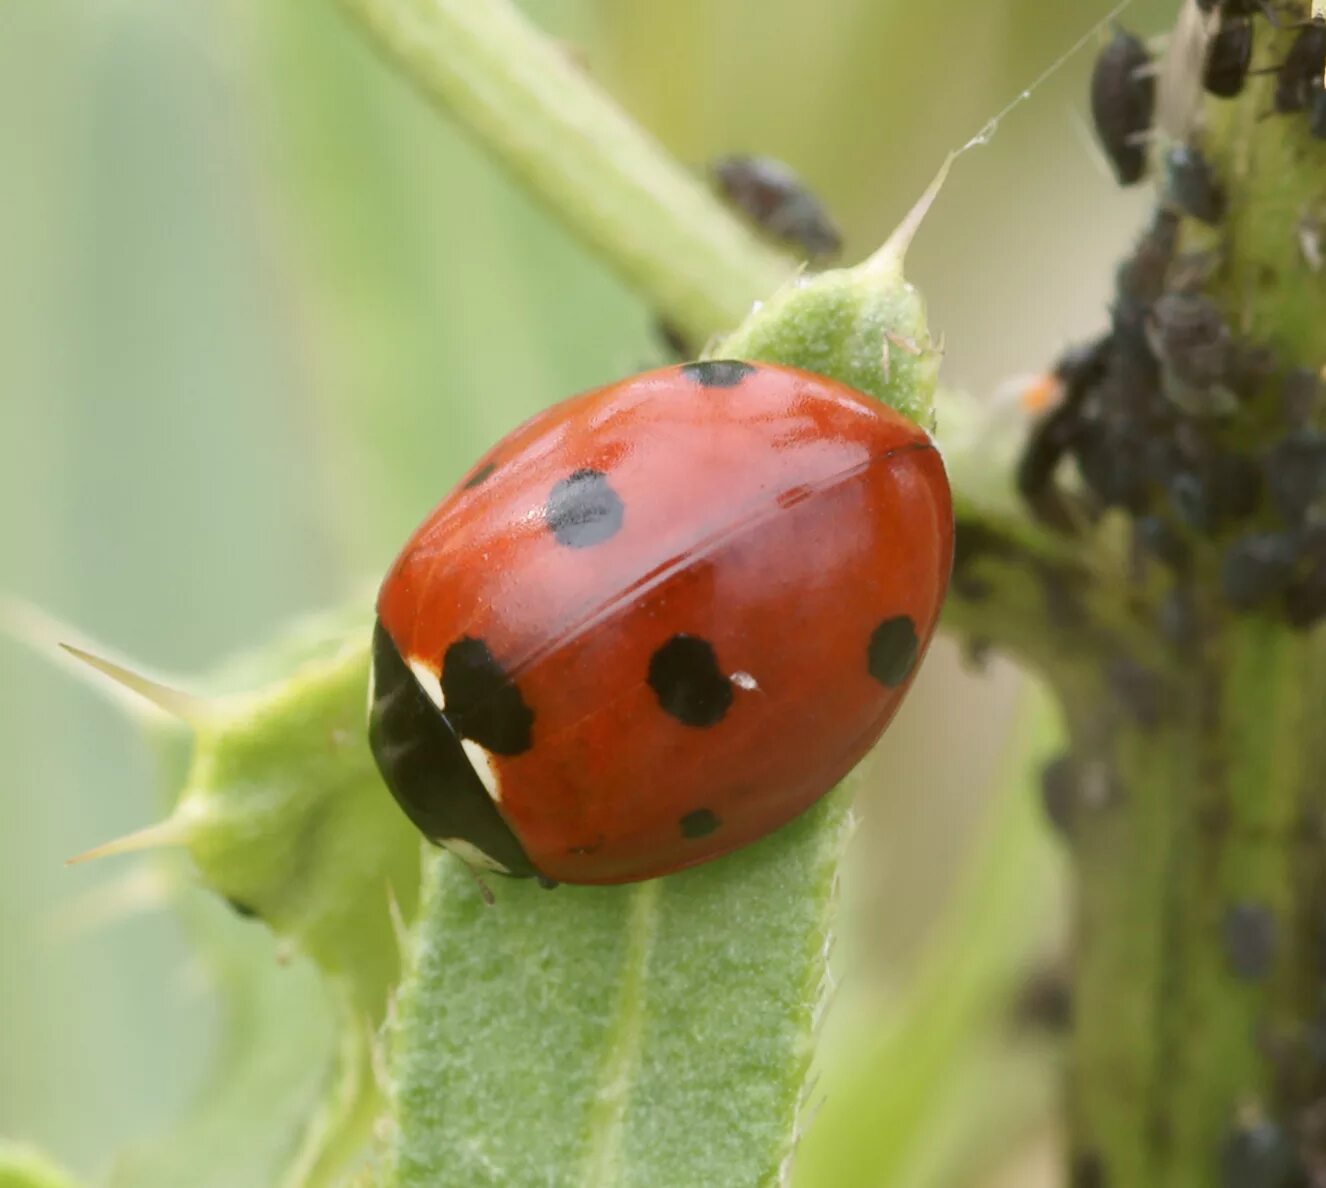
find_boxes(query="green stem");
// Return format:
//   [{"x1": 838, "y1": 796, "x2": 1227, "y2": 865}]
[
  {"x1": 335, "y1": 0, "x2": 792, "y2": 345},
  {"x1": 794, "y1": 683, "x2": 1065, "y2": 1188},
  {"x1": 1065, "y1": 14, "x2": 1326, "y2": 1184},
  {"x1": 1070, "y1": 623, "x2": 1326, "y2": 1185}
]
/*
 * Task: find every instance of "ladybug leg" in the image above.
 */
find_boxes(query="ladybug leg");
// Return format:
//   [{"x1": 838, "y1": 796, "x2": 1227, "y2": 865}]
[
  {"x1": 536, "y1": 875, "x2": 560, "y2": 890},
  {"x1": 458, "y1": 861, "x2": 496, "y2": 906}
]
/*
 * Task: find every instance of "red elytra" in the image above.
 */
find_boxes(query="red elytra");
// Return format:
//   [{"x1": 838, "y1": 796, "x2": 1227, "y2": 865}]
[{"x1": 369, "y1": 360, "x2": 953, "y2": 886}]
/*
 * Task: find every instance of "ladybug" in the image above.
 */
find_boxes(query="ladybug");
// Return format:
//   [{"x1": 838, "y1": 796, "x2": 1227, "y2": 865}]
[{"x1": 368, "y1": 360, "x2": 952, "y2": 886}]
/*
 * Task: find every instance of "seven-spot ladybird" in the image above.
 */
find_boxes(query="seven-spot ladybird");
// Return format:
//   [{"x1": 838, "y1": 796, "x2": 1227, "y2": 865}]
[{"x1": 368, "y1": 361, "x2": 953, "y2": 886}]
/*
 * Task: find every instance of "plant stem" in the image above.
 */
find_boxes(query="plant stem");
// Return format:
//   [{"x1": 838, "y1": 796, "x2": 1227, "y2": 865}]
[
  {"x1": 335, "y1": 0, "x2": 793, "y2": 346},
  {"x1": 1063, "y1": 14, "x2": 1326, "y2": 1179},
  {"x1": 795, "y1": 683, "x2": 1066, "y2": 1187},
  {"x1": 1068, "y1": 622, "x2": 1326, "y2": 1185}
]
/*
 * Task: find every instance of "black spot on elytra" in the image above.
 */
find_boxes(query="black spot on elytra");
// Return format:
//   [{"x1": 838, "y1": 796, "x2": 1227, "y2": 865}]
[
  {"x1": 368, "y1": 622, "x2": 535, "y2": 877},
  {"x1": 546, "y1": 468, "x2": 624, "y2": 548},
  {"x1": 680, "y1": 360, "x2": 755, "y2": 388},
  {"x1": 867, "y1": 616, "x2": 919, "y2": 688},
  {"x1": 440, "y1": 636, "x2": 534, "y2": 755},
  {"x1": 463, "y1": 461, "x2": 496, "y2": 489},
  {"x1": 648, "y1": 634, "x2": 732, "y2": 727},
  {"x1": 680, "y1": 808, "x2": 721, "y2": 839}
]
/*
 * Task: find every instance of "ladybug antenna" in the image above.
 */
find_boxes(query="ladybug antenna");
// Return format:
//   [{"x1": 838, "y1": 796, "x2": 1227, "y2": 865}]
[
  {"x1": 57, "y1": 642, "x2": 209, "y2": 725},
  {"x1": 457, "y1": 859, "x2": 496, "y2": 906},
  {"x1": 65, "y1": 812, "x2": 195, "y2": 866},
  {"x1": 865, "y1": 152, "x2": 954, "y2": 280}
]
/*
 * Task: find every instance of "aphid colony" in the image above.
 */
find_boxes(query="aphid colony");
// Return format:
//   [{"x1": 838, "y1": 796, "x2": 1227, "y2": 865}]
[
  {"x1": 1019, "y1": 3, "x2": 1326, "y2": 639},
  {"x1": 1090, "y1": 7, "x2": 1325, "y2": 194}
]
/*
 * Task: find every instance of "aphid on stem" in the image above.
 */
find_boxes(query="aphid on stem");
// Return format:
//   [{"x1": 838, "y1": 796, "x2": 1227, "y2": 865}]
[{"x1": 1090, "y1": 26, "x2": 1157, "y2": 185}]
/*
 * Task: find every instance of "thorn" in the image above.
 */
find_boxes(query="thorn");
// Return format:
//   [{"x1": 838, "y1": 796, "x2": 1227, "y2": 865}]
[
  {"x1": 65, "y1": 814, "x2": 194, "y2": 866},
  {"x1": 0, "y1": 597, "x2": 209, "y2": 723},
  {"x1": 57, "y1": 642, "x2": 208, "y2": 724},
  {"x1": 866, "y1": 152, "x2": 954, "y2": 279},
  {"x1": 49, "y1": 864, "x2": 174, "y2": 937},
  {"x1": 874, "y1": 0, "x2": 1140, "y2": 280}
]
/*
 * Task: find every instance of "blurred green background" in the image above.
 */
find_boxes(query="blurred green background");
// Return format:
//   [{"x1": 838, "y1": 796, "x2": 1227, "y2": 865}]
[{"x1": 0, "y1": 0, "x2": 1172, "y2": 1184}]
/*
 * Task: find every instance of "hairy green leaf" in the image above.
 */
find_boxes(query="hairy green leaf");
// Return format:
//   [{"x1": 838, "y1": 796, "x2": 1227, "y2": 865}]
[{"x1": 386, "y1": 797, "x2": 850, "y2": 1187}]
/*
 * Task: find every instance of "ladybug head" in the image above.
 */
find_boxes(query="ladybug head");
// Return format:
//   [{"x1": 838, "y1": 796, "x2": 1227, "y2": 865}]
[{"x1": 367, "y1": 621, "x2": 536, "y2": 879}]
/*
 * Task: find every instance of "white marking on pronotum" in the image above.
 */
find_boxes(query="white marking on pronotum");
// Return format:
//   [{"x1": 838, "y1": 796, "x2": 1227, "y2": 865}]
[
  {"x1": 440, "y1": 837, "x2": 510, "y2": 874},
  {"x1": 461, "y1": 739, "x2": 502, "y2": 803},
  {"x1": 408, "y1": 657, "x2": 446, "y2": 711},
  {"x1": 730, "y1": 671, "x2": 759, "y2": 692}
]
